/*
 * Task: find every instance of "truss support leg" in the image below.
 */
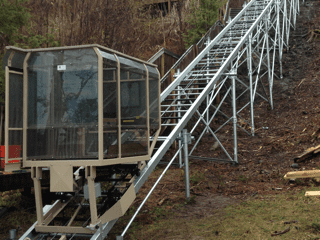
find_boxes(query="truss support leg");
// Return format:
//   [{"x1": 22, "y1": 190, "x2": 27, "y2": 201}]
[
  {"x1": 231, "y1": 71, "x2": 238, "y2": 164},
  {"x1": 266, "y1": 11, "x2": 273, "y2": 110},
  {"x1": 183, "y1": 129, "x2": 190, "y2": 200},
  {"x1": 178, "y1": 85, "x2": 183, "y2": 168},
  {"x1": 206, "y1": 37, "x2": 211, "y2": 134},
  {"x1": 248, "y1": 34, "x2": 255, "y2": 136},
  {"x1": 276, "y1": 0, "x2": 283, "y2": 79},
  {"x1": 284, "y1": 0, "x2": 290, "y2": 47}
]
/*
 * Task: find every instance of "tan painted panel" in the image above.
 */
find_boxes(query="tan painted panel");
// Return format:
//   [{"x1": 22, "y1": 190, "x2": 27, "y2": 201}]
[
  {"x1": 99, "y1": 184, "x2": 136, "y2": 223},
  {"x1": 24, "y1": 154, "x2": 150, "y2": 168},
  {"x1": 4, "y1": 163, "x2": 21, "y2": 172},
  {"x1": 50, "y1": 165, "x2": 73, "y2": 192},
  {"x1": 35, "y1": 225, "x2": 95, "y2": 234}
]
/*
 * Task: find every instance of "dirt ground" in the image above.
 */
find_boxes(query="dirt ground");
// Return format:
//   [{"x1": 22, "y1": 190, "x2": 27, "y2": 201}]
[
  {"x1": 1, "y1": 1, "x2": 320, "y2": 239},
  {"x1": 188, "y1": 0, "x2": 320, "y2": 202}
]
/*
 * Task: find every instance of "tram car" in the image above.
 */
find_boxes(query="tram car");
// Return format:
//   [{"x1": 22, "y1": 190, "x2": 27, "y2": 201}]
[{"x1": 3, "y1": 45, "x2": 160, "y2": 235}]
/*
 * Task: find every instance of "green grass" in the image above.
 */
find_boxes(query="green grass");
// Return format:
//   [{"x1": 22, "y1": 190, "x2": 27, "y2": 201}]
[
  {"x1": 0, "y1": 190, "x2": 36, "y2": 239},
  {"x1": 123, "y1": 187, "x2": 320, "y2": 239},
  {"x1": 190, "y1": 170, "x2": 205, "y2": 185},
  {"x1": 238, "y1": 175, "x2": 249, "y2": 183},
  {"x1": 0, "y1": 190, "x2": 21, "y2": 208}
]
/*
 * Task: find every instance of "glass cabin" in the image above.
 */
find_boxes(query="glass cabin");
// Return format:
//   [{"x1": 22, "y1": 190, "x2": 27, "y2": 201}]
[{"x1": 3, "y1": 45, "x2": 160, "y2": 168}]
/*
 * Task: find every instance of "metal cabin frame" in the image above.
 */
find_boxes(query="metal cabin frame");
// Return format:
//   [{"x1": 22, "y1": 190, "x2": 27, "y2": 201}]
[
  {"x1": 4, "y1": 44, "x2": 161, "y2": 236},
  {"x1": 4, "y1": 44, "x2": 160, "y2": 169}
]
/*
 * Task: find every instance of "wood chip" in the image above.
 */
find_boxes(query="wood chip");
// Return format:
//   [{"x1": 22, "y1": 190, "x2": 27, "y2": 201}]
[
  {"x1": 294, "y1": 144, "x2": 320, "y2": 162},
  {"x1": 271, "y1": 227, "x2": 290, "y2": 236},
  {"x1": 284, "y1": 220, "x2": 298, "y2": 224},
  {"x1": 158, "y1": 197, "x2": 168, "y2": 206},
  {"x1": 297, "y1": 78, "x2": 306, "y2": 88}
]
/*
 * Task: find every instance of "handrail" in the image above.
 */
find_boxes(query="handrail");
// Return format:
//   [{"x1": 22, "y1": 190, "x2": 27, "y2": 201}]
[
  {"x1": 224, "y1": 0, "x2": 231, "y2": 23},
  {"x1": 148, "y1": 47, "x2": 180, "y2": 63},
  {"x1": 160, "y1": 44, "x2": 194, "y2": 83}
]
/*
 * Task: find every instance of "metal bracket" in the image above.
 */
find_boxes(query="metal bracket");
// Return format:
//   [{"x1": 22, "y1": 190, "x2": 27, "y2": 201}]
[{"x1": 177, "y1": 134, "x2": 193, "y2": 144}]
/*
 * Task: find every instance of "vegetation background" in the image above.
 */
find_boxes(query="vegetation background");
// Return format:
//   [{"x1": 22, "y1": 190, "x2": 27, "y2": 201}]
[{"x1": 0, "y1": 0, "x2": 227, "y2": 101}]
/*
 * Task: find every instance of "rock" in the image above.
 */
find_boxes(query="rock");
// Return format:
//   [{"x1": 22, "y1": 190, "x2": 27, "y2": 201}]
[
  {"x1": 288, "y1": 90, "x2": 295, "y2": 96},
  {"x1": 291, "y1": 163, "x2": 299, "y2": 168},
  {"x1": 289, "y1": 178, "x2": 296, "y2": 183},
  {"x1": 210, "y1": 141, "x2": 220, "y2": 151}
]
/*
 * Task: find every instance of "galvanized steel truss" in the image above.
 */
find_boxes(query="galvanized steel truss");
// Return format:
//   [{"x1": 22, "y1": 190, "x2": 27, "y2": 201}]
[{"x1": 156, "y1": 0, "x2": 299, "y2": 164}]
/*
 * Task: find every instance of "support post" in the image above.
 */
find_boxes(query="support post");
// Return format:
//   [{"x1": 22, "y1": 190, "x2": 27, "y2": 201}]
[
  {"x1": 86, "y1": 166, "x2": 98, "y2": 226},
  {"x1": 32, "y1": 167, "x2": 44, "y2": 225},
  {"x1": 231, "y1": 71, "x2": 238, "y2": 164},
  {"x1": 248, "y1": 34, "x2": 255, "y2": 136},
  {"x1": 183, "y1": 129, "x2": 190, "y2": 200},
  {"x1": 276, "y1": 0, "x2": 283, "y2": 79},
  {"x1": 284, "y1": 0, "x2": 290, "y2": 46},
  {"x1": 265, "y1": 10, "x2": 273, "y2": 110},
  {"x1": 176, "y1": 69, "x2": 183, "y2": 168},
  {"x1": 206, "y1": 37, "x2": 211, "y2": 133}
]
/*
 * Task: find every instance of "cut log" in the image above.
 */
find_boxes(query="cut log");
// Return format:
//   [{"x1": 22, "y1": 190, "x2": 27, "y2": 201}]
[
  {"x1": 305, "y1": 191, "x2": 320, "y2": 196},
  {"x1": 284, "y1": 170, "x2": 320, "y2": 179},
  {"x1": 294, "y1": 144, "x2": 320, "y2": 163},
  {"x1": 307, "y1": 29, "x2": 320, "y2": 42},
  {"x1": 284, "y1": 220, "x2": 298, "y2": 224},
  {"x1": 158, "y1": 197, "x2": 168, "y2": 206},
  {"x1": 271, "y1": 227, "x2": 290, "y2": 236}
]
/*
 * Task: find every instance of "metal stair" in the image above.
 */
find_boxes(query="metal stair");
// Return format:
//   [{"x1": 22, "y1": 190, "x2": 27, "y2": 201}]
[{"x1": 157, "y1": 0, "x2": 271, "y2": 162}]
